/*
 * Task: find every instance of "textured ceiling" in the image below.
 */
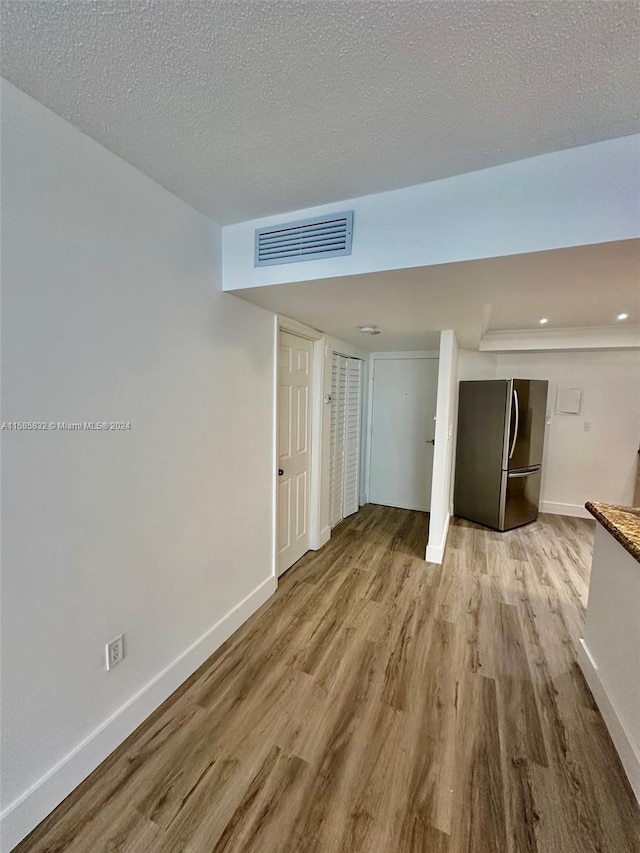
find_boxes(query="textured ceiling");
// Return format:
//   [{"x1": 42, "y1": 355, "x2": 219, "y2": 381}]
[
  {"x1": 2, "y1": 1, "x2": 639, "y2": 224},
  {"x1": 233, "y1": 240, "x2": 640, "y2": 351}
]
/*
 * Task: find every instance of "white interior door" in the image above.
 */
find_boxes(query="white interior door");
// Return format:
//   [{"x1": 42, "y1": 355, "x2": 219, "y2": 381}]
[
  {"x1": 278, "y1": 331, "x2": 313, "y2": 575},
  {"x1": 369, "y1": 358, "x2": 439, "y2": 512}
]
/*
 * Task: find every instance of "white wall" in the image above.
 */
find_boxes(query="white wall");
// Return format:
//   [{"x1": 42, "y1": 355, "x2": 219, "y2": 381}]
[
  {"x1": 457, "y1": 349, "x2": 498, "y2": 381},
  {"x1": 427, "y1": 331, "x2": 459, "y2": 562},
  {"x1": 495, "y1": 351, "x2": 640, "y2": 514},
  {"x1": 223, "y1": 134, "x2": 640, "y2": 291},
  {"x1": 454, "y1": 349, "x2": 640, "y2": 516},
  {"x1": 0, "y1": 80, "x2": 277, "y2": 850}
]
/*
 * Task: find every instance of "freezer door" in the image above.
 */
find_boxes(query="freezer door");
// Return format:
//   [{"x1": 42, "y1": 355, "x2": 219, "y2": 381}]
[
  {"x1": 506, "y1": 380, "x2": 549, "y2": 471},
  {"x1": 499, "y1": 467, "x2": 542, "y2": 531}
]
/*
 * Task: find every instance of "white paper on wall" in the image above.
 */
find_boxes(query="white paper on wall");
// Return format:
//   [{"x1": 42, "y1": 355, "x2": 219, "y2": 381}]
[{"x1": 555, "y1": 387, "x2": 582, "y2": 414}]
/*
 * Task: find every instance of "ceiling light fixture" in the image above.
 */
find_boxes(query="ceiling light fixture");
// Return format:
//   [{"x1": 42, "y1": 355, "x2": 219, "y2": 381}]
[
  {"x1": 617, "y1": 313, "x2": 629, "y2": 320},
  {"x1": 539, "y1": 318, "x2": 548, "y2": 325},
  {"x1": 358, "y1": 324, "x2": 382, "y2": 335}
]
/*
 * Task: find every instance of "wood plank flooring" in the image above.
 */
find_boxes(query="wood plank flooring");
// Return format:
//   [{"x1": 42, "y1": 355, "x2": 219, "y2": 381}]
[{"x1": 14, "y1": 505, "x2": 640, "y2": 852}]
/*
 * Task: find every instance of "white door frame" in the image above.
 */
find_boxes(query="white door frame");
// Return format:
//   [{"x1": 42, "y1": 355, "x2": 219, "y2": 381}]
[
  {"x1": 275, "y1": 316, "x2": 325, "y2": 582},
  {"x1": 364, "y1": 351, "x2": 440, "y2": 506}
]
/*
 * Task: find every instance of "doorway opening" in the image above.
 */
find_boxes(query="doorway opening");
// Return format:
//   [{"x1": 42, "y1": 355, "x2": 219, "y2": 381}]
[{"x1": 367, "y1": 353, "x2": 439, "y2": 512}]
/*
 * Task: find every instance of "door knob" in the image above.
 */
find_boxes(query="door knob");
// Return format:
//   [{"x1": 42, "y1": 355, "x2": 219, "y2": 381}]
[
  {"x1": 426, "y1": 439, "x2": 435, "y2": 445},
  {"x1": 278, "y1": 468, "x2": 284, "y2": 476}
]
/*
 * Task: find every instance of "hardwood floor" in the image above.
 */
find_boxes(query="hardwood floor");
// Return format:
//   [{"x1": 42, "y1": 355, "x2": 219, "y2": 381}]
[{"x1": 14, "y1": 505, "x2": 640, "y2": 852}]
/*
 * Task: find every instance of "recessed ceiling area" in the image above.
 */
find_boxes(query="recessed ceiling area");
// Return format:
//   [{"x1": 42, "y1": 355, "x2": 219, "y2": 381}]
[
  {"x1": 1, "y1": 1, "x2": 638, "y2": 224},
  {"x1": 231, "y1": 240, "x2": 640, "y2": 351}
]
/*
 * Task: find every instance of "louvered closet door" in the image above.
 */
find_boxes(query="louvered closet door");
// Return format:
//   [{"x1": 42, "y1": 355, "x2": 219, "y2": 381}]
[
  {"x1": 342, "y1": 359, "x2": 362, "y2": 518},
  {"x1": 329, "y1": 355, "x2": 348, "y2": 528},
  {"x1": 330, "y1": 354, "x2": 362, "y2": 527}
]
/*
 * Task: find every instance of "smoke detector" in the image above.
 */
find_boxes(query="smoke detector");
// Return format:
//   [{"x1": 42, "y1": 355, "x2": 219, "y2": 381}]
[{"x1": 358, "y1": 324, "x2": 382, "y2": 335}]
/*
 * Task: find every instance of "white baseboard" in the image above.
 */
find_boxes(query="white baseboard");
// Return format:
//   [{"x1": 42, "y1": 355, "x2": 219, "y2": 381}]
[
  {"x1": 0, "y1": 576, "x2": 277, "y2": 853},
  {"x1": 540, "y1": 501, "x2": 590, "y2": 519},
  {"x1": 314, "y1": 525, "x2": 331, "y2": 550},
  {"x1": 426, "y1": 513, "x2": 450, "y2": 564},
  {"x1": 578, "y1": 639, "x2": 640, "y2": 803}
]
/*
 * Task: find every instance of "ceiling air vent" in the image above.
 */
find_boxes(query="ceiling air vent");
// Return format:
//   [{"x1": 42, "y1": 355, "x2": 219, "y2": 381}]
[{"x1": 254, "y1": 211, "x2": 354, "y2": 267}]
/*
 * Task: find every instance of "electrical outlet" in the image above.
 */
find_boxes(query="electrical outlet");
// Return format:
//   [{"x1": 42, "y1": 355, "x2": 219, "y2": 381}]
[
  {"x1": 583, "y1": 421, "x2": 592, "y2": 432},
  {"x1": 106, "y1": 635, "x2": 124, "y2": 670}
]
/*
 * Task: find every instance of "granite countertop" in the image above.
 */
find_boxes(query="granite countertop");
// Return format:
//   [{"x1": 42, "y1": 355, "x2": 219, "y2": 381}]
[{"x1": 585, "y1": 501, "x2": 640, "y2": 563}]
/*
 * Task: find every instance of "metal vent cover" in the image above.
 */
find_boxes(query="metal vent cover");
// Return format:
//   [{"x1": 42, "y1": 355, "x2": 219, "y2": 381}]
[{"x1": 254, "y1": 211, "x2": 354, "y2": 267}]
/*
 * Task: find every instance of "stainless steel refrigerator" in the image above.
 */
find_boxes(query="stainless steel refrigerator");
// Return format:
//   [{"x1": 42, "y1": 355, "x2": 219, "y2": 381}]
[{"x1": 454, "y1": 379, "x2": 548, "y2": 531}]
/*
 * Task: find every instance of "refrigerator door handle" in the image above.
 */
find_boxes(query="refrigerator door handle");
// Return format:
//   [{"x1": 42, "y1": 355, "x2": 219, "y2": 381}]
[
  {"x1": 508, "y1": 388, "x2": 519, "y2": 460},
  {"x1": 508, "y1": 468, "x2": 539, "y2": 478}
]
